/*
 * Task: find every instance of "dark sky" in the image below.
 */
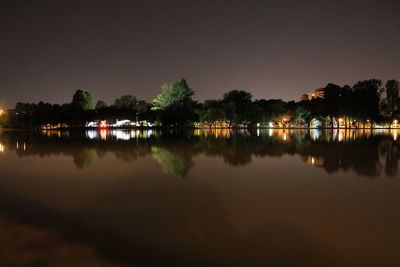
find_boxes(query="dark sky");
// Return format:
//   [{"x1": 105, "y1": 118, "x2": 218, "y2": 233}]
[{"x1": 1, "y1": 0, "x2": 399, "y2": 107}]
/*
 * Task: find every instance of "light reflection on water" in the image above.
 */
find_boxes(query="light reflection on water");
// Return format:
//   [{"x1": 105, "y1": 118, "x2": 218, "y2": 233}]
[
  {"x1": 3, "y1": 128, "x2": 398, "y2": 178},
  {"x1": 0, "y1": 129, "x2": 399, "y2": 266}
]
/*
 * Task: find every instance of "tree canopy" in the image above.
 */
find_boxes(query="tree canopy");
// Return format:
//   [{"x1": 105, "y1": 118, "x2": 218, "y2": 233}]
[
  {"x1": 152, "y1": 78, "x2": 195, "y2": 110},
  {"x1": 114, "y1": 95, "x2": 138, "y2": 109},
  {"x1": 72, "y1": 90, "x2": 94, "y2": 111}
]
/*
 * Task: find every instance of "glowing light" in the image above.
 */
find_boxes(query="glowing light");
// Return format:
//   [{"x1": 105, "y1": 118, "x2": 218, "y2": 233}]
[
  {"x1": 86, "y1": 121, "x2": 98, "y2": 127},
  {"x1": 268, "y1": 122, "x2": 273, "y2": 128},
  {"x1": 87, "y1": 130, "x2": 98, "y2": 140},
  {"x1": 23, "y1": 143, "x2": 26, "y2": 151},
  {"x1": 311, "y1": 157, "x2": 315, "y2": 165},
  {"x1": 100, "y1": 120, "x2": 108, "y2": 128},
  {"x1": 0, "y1": 143, "x2": 4, "y2": 153},
  {"x1": 283, "y1": 133, "x2": 287, "y2": 141},
  {"x1": 338, "y1": 131, "x2": 343, "y2": 142},
  {"x1": 112, "y1": 130, "x2": 130, "y2": 140},
  {"x1": 0, "y1": 109, "x2": 4, "y2": 116},
  {"x1": 311, "y1": 129, "x2": 320, "y2": 140},
  {"x1": 113, "y1": 120, "x2": 131, "y2": 127},
  {"x1": 100, "y1": 129, "x2": 107, "y2": 140}
]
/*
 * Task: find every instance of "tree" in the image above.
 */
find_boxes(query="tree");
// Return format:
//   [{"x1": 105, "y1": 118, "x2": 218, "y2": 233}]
[
  {"x1": 95, "y1": 100, "x2": 108, "y2": 109},
  {"x1": 114, "y1": 95, "x2": 138, "y2": 109},
  {"x1": 197, "y1": 100, "x2": 225, "y2": 125},
  {"x1": 72, "y1": 90, "x2": 94, "y2": 111},
  {"x1": 352, "y1": 79, "x2": 382, "y2": 122},
  {"x1": 222, "y1": 90, "x2": 254, "y2": 125},
  {"x1": 322, "y1": 83, "x2": 342, "y2": 118},
  {"x1": 295, "y1": 106, "x2": 312, "y2": 126},
  {"x1": 152, "y1": 78, "x2": 195, "y2": 110},
  {"x1": 256, "y1": 99, "x2": 286, "y2": 123},
  {"x1": 385, "y1": 80, "x2": 399, "y2": 115},
  {"x1": 152, "y1": 78, "x2": 197, "y2": 126}
]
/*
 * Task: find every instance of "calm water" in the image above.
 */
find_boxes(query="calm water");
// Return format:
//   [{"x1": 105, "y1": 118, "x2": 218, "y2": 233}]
[{"x1": 0, "y1": 129, "x2": 399, "y2": 266}]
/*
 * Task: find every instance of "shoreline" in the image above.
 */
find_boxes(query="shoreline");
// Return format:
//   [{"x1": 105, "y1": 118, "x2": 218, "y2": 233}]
[{"x1": 2, "y1": 127, "x2": 400, "y2": 131}]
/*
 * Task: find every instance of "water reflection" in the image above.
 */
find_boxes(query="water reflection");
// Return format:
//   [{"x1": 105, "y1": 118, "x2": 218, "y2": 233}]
[
  {"x1": 0, "y1": 212, "x2": 113, "y2": 266},
  {"x1": 0, "y1": 129, "x2": 399, "y2": 178},
  {"x1": 1, "y1": 129, "x2": 400, "y2": 266}
]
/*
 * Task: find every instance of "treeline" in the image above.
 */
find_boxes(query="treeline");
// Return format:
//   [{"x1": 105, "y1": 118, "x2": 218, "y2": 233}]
[{"x1": 1, "y1": 78, "x2": 399, "y2": 128}]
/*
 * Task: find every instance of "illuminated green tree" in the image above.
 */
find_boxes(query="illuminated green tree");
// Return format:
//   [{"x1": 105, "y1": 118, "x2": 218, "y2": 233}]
[
  {"x1": 72, "y1": 89, "x2": 94, "y2": 111},
  {"x1": 295, "y1": 106, "x2": 312, "y2": 126},
  {"x1": 152, "y1": 78, "x2": 195, "y2": 110},
  {"x1": 152, "y1": 78, "x2": 197, "y2": 126}
]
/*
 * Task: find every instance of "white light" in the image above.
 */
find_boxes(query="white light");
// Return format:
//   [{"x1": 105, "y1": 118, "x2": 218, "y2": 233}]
[
  {"x1": 113, "y1": 120, "x2": 131, "y2": 127},
  {"x1": 86, "y1": 122, "x2": 98, "y2": 127},
  {"x1": 0, "y1": 143, "x2": 4, "y2": 153},
  {"x1": 112, "y1": 130, "x2": 130, "y2": 140},
  {"x1": 87, "y1": 130, "x2": 98, "y2": 140}
]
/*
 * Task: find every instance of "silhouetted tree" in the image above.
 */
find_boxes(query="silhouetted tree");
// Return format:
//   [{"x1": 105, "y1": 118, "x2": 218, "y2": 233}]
[
  {"x1": 197, "y1": 100, "x2": 225, "y2": 125},
  {"x1": 385, "y1": 79, "x2": 399, "y2": 115},
  {"x1": 352, "y1": 79, "x2": 382, "y2": 124},
  {"x1": 222, "y1": 90, "x2": 260, "y2": 125},
  {"x1": 95, "y1": 100, "x2": 108, "y2": 109},
  {"x1": 114, "y1": 95, "x2": 138, "y2": 109}
]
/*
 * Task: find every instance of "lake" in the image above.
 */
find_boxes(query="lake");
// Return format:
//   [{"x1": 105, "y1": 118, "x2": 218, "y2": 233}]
[{"x1": 0, "y1": 129, "x2": 399, "y2": 266}]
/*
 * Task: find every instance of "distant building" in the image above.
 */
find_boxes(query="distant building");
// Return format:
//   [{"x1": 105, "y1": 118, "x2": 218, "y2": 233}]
[{"x1": 301, "y1": 88, "x2": 325, "y2": 101}]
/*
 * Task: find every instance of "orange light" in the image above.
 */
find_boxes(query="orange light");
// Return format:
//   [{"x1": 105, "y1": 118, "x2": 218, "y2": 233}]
[{"x1": 99, "y1": 120, "x2": 108, "y2": 128}]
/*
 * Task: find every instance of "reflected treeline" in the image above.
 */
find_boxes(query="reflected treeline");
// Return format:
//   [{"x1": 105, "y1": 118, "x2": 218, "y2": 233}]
[{"x1": 0, "y1": 129, "x2": 399, "y2": 178}]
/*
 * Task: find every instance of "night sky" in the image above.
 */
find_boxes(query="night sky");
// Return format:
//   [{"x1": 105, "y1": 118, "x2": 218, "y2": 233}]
[{"x1": 1, "y1": 0, "x2": 399, "y2": 108}]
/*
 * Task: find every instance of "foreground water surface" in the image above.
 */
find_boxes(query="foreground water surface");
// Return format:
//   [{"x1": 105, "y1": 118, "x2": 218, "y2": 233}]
[{"x1": 0, "y1": 129, "x2": 399, "y2": 266}]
